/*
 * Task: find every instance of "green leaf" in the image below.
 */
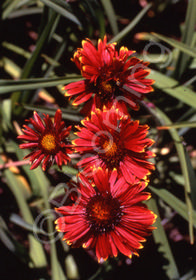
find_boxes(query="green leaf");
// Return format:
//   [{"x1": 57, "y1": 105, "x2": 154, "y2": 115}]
[
  {"x1": 149, "y1": 70, "x2": 196, "y2": 109},
  {"x1": 147, "y1": 198, "x2": 180, "y2": 279},
  {"x1": 2, "y1": 41, "x2": 31, "y2": 59},
  {"x1": 184, "y1": 148, "x2": 196, "y2": 210},
  {"x1": 11, "y1": 10, "x2": 59, "y2": 115},
  {"x1": 1, "y1": 99, "x2": 12, "y2": 131},
  {"x1": 2, "y1": 0, "x2": 13, "y2": 9},
  {"x1": 20, "y1": 103, "x2": 82, "y2": 122},
  {"x1": 20, "y1": 11, "x2": 59, "y2": 79},
  {"x1": 0, "y1": 216, "x2": 30, "y2": 264},
  {"x1": 53, "y1": 165, "x2": 78, "y2": 176},
  {"x1": 152, "y1": 32, "x2": 196, "y2": 59},
  {"x1": 65, "y1": 255, "x2": 79, "y2": 280},
  {"x1": 181, "y1": 1, "x2": 196, "y2": 47},
  {"x1": 0, "y1": 157, "x2": 47, "y2": 268},
  {"x1": 109, "y1": 3, "x2": 152, "y2": 43},
  {"x1": 174, "y1": 0, "x2": 196, "y2": 78},
  {"x1": 0, "y1": 76, "x2": 82, "y2": 94},
  {"x1": 0, "y1": 216, "x2": 15, "y2": 252},
  {"x1": 0, "y1": 141, "x2": 16, "y2": 153},
  {"x1": 94, "y1": 6, "x2": 106, "y2": 39},
  {"x1": 180, "y1": 270, "x2": 195, "y2": 280},
  {"x1": 1, "y1": 56, "x2": 21, "y2": 78},
  {"x1": 157, "y1": 121, "x2": 196, "y2": 130},
  {"x1": 40, "y1": 0, "x2": 81, "y2": 26},
  {"x1": 2, "y1": 0, "x2": 21, "y2": 19},
  {"x1": 44, "y1": 40, "x2": 67, "y2": 77},
  {"x1": 100, "y1": 0, "x2": 118, "y2": 35},
  {"x1": 13, "y1": 141, "x2": 50, "y2": 196},
  {"x1": 150, "y1": 106, "x2": 194, "y2": 243},
  {"x1": 150, "y1": 187, "x2": 196, "y2": 228},
  {"x1": 40, "y1": 0, "x2": 72, "y2": 12},
  {"x1": 7, "y1": 7, "x2": 43, "y2": 19},
  {"x1": 29, "y1": 155, "x2": 67, "y2": 280},
  {"x1": 10, "y1": 214, "x2": 46, "y2": 234}
]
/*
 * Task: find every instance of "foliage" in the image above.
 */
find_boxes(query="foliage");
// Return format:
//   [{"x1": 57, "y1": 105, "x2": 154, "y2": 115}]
[{"x1": 0, "y1": 0, "x2": 196, "y2": 279}]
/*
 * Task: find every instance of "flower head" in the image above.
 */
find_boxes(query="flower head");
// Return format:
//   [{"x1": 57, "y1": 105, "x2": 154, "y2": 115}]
[
  {"x1": 18, "y1": 109, "x2": 72, "y2": 170},
  {"x1": 64, "y1": 36, "x2": 154, "y2": 113},
  {"x1": 73, "y1": 107, "x2": 155, "y2": 183},
  {"x1": 55, "y1": 168, "x2": 156, "y2": 262}
]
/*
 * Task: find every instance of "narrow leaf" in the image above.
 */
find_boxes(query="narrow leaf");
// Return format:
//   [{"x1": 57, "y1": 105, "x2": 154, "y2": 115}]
[
  {"x1": 109, "y1": 3, "x2": 152, "y2": 43},
  {"x1": 10, "y1": 214, "x2": 46, "y2": 234},
  {"x1": 13, "y1": 141, "x2": 50, "y2": 196},
  {"x1": 41, "y1": 0, "x2": 81, "y2": 26},
  {"x1": 0, "y1": 158, "x2": 47, "y2": 268},
  {"x1": 147, "y1": 198, "x2": 180, "y2": 279},
  {"x1": 11, "y1": 10, "x2": 59, "y2": 115},
  {"x1": 2, "y1": 41, "x2": 31, "y2": 59},
  {"x1": 2, "y1": 0, "x2": 21, "y2": 19},
  {"x1": 150, "y1": 186, "x2": 196, "y2": 228},
  {"x1": 155, "y1": 107, "x2": 194, "y2": 243},
  {"x1": 100, "y1": 0, "x2": 118, "y2": 35},
  {"x1": 157, "y1": 121, "x2": 196, "y2": 130},
  {"x1": 149, "y1": 70, "x2": 196, "y2": 109},
  {"x1": 184, "y1": 149, "x2": 196, "y2": 210},
  {"x1": 0, "y1": 76, "x2": 81, "y2": 94},
  {"x1": 20, "y1": 103, "x2": 82, "y2": 122},
  {"x1": 152, "y1": 32, "x2": 196, "y2": 59},
  {"x1": 174, "y1": 0, "x2": 196, "y2": 77}
]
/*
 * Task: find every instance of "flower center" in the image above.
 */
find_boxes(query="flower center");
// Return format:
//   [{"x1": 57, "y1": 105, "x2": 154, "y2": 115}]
[
  {"x1": 100, "y1": 80, "x2": 113, "y2": 94},
  {"x1": 86, "y1": 194, "x2": 122, "y2": 233},
  {"x1": 103, "y1": 140, "x2": 117, "y2": 157},
  {"x1": 41, "y1": 133, "x2": 56, "y2": 152},
  {"x1": 95, "y1": 78, "x2": 121, "y2": 102},
  {"x1": 98, "y1": 137, "x2": 124, "y2": 169}
]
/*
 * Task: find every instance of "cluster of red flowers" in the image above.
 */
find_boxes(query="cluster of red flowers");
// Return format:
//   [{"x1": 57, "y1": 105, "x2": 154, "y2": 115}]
[{"x1": 18, "y1": 36, "x2": 157, "y2": 262}]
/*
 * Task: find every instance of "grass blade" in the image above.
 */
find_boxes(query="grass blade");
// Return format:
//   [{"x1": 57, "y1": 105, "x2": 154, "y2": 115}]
[
  {"x1": 184, "y1": 148, "x2": 196, "y2": 210},
  {"x1": 174, "y1": 0, "x2": 196, "y2": 78},
  {"x1": 40, "y1": 0, "x2": 81, "y2": 26},
  {"x1": 11, "y1": 10, "x2": 59, "y2": 115},
  {"x1": 13, "y1": 141, "x2": 50, "y2": 196},
  {"x1": 20, "y1": 103, "x2": 82, "y2": 122},
  {"x1": 152, "y1": 32, "x2": 196, "y2": 59},
  {"x1": 2, "y1": 41, "x2": 30, "y2": 59},
  {"x1": 10, "y1": 214, "x2": 46, "y2": 234},
  {"x1": 0, "y1": 76, "x2": 81, "y2": 94},
  {"x1": 1, "y1": 57, "x2": 21, "y2": 78},
  {"x1": 0, "y1": 157, "x2": 47, "y2": 268},
  {"x1": 19, "y1": 11, "x2": 58, "y2": 80},
  {"x1": 151, "y1": 106, "x2": 194, "y2": 243},
  {"x1": 100, "y1": 0, "x2": 118, "y2": 35},
  {"x1": 7, "y1": 7, "x2": 43, "y2": 19},
  {"x1": 147, "y1": 198, "x2": 180, "y2": 279},
  {"x1": 157, "y1": 121, "x2": 196, "y2": 130},
  {"x1": 149, "y1": 70, "x2": 196, "y2": 109},
  {"x1": 2, "y1": 0, "x2": 21, "y2": 19},
  {"x1": 109, "y1": 3, "x2": 152, "y2": 43},
  {"x1": 36, "y1": 168, "x2": 67, "y2": 280},
  {"x1": 150, "y1": 186, "x2": 196, "y2": 228}
]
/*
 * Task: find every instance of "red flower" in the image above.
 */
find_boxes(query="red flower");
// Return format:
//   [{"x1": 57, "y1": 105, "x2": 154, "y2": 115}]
[
  {"x1": 64, "y1": 36, "x2": 154, "y2": 113},
  {"x1": 55, "y1": 168, "x2": 156, "y2": 262},
  {"x1": 73, "y1": 107, "x2": 155, "y2": 183},
  {"x1": 18, "y1": 109, "x2": 72, "y2": 170}
]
